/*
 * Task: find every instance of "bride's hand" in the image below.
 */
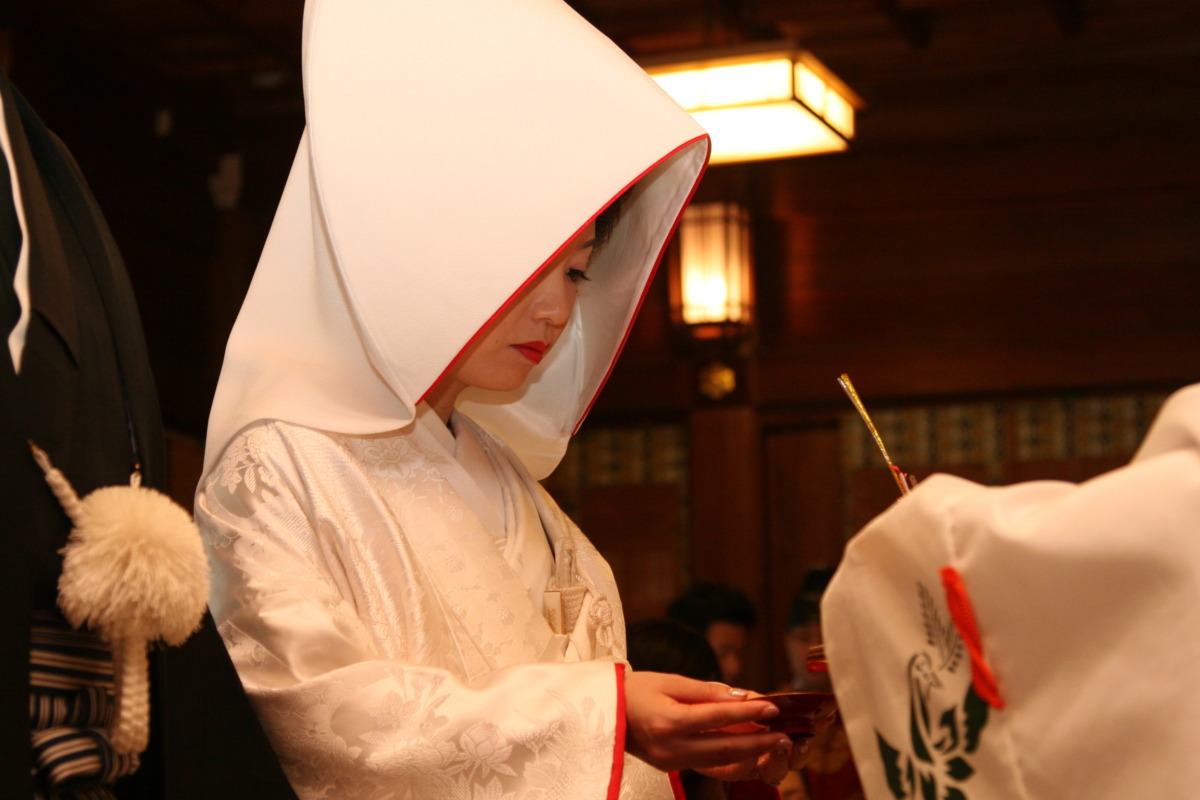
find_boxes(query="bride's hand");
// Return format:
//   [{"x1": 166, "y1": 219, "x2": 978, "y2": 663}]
[
  {"x1": 696, "y1": 735, "x2": 812, "y2": 785},
  {"x1": 623, "y1": 671, "x2": 792, "y2": 774},
  {"x1": 693, "y1": 690, "x2": 816, "y2": 784}
]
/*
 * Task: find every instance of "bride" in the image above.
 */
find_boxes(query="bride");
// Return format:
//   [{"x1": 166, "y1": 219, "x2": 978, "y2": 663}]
[{"x1": 195, "y1": 1, "x2": 804, "y2": 797}]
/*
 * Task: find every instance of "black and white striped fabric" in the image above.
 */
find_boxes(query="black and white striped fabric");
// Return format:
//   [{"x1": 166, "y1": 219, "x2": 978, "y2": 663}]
[{"x1": 30, "y1": 612, "x2": 137, "y2": 800}]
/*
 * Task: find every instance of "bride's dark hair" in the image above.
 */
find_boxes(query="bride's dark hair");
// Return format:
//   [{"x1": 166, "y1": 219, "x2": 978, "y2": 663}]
[{"x1": 594, "y1": 187, "x2": 632, "y2": 250}]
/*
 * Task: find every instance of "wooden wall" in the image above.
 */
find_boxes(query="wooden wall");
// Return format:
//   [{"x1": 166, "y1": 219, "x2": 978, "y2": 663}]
[{"x1": 581, "y1": 2, "x2": 1200, "y2": 689}]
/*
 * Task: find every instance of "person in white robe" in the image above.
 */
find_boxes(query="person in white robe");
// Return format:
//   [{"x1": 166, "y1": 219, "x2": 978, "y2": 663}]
[
  {"x1": 821, "y1": 383, "x2": 1200, "y2": 800},
  {"x1": 194, "y1": 1, "x2": 806, "y2": 798}
]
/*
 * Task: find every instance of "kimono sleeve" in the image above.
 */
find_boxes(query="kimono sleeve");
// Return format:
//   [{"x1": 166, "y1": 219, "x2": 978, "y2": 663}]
[{"x1": 195, "y1": 421, "x2": 635, "y2": 800}]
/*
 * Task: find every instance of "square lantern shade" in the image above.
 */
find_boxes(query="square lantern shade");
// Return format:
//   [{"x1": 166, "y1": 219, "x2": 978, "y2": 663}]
[
  {"x1": 645, "y1": 45, "x2": 861, "y2": 164},
  {"x1": 677, "y1": 202, "x2": 753, "y2": 328}
]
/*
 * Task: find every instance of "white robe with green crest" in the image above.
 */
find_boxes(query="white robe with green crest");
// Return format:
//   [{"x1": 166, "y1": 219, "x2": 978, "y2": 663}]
[{"x1": 823, "y1": 383, "x2": 1200, "y2": 800}]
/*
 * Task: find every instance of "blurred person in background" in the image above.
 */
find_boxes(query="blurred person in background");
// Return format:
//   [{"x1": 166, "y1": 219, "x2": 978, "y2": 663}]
[{"x1": 668, "y1": 582, "x2": 758, "y2": 685}]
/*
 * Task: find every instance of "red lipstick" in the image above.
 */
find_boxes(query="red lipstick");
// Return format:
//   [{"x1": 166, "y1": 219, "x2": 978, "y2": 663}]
[{"x1": 513, "y1": 341, "x2": 548, "y2": 364}]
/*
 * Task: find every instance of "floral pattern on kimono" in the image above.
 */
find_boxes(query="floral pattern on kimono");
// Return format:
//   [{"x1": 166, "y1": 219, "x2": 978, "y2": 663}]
[{"x1": 198, "y1": 418, "x2": 674, "y2": 800}]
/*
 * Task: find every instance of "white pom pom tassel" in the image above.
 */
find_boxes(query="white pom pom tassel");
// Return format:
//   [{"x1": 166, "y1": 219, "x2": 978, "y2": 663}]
[
  {"x1": 57, "y1": 483, "x2": 210, "y2": 646},
  {"x1": 30, "y1": 442, "x2": 210, "y2": 757}
]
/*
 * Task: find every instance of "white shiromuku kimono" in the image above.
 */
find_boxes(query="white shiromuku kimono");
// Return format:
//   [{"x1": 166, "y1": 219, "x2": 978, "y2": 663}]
[
  {"x1": 199, "y1": 411, "x2": 669, "y2": 799},
  {"x1": 194, "y1": 0, "x2": 709, "y2": 798},
  {"x1": 822, "y1": 383, "x2": 1200, "y2": 800}
]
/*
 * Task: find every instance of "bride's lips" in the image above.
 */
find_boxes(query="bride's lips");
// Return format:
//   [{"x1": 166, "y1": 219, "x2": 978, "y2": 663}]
[{"x1": 513, "y1": 341, "x2": 549, "y2": 364}]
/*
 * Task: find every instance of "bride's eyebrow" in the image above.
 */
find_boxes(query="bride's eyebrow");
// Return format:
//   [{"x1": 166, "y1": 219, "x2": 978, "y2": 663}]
[{"x1": 580, "y1": 238, "x2": 598, "y2": 261}]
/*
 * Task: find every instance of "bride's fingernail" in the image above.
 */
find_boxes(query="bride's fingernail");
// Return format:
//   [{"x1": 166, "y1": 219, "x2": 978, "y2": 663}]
[
  {"x1": 760, "y1": 704, "x2": 780, "y2": 718},
  {"x1": 728, "y1": 687, "x2": 748, "y2": 697},
  {"x1": 773, "y1": 739, "x2": 791, "y2": 754}
]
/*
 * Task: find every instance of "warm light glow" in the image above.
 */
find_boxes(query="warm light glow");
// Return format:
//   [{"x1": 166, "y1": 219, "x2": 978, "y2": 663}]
[
  {"x1": 647, "y1": 48, "x2": 860, "y2": 164},
  {"x1": 652, "y1": 59, "x2": 794, "y2": 109},
  {"x1": 796, "y1": 63, "x2": 828, "y2": 115},
  {"x1": 679, "y1": 203, "x2": 753, "y2": 325},
  {"x1": 691, "y1": 103, "x2": 847, "y2": 163}
]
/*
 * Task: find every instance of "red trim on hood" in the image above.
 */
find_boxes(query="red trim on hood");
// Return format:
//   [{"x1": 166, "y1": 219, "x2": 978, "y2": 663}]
[
  {"x1": 417, "y1": 232, "x2": 584, "y2": 405},
  {"x1": 573, "y1": 132, "x2": 712, "y2": 434},
  {"x1": 419, "y1": 133, "x2": 712, "y2": 409}
]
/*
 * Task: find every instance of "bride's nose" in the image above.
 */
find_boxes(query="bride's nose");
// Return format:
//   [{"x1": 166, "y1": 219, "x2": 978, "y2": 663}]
[{"x1": 530, "y1": 269, "x2": 576, "y2": 327}]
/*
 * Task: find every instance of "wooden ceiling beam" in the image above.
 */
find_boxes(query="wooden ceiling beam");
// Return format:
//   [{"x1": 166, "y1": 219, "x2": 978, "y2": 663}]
[
  {"x1": 874, "y1": 0, "x2": 931, "y2": 48},
  {"x1": 1045, "y1": 0, "x2": 1085, "y2": 35}
]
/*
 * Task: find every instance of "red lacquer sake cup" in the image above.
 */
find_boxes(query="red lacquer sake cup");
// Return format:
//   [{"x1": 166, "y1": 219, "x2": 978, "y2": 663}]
[
  {"x1": 761, "y1": 645, "x2": 837, "y2": 737},
  {"x1": 761, "y1": 691, "x2": 838, "y2": 737}
]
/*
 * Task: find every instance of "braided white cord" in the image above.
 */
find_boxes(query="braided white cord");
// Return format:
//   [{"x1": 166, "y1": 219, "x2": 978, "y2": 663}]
[
  {"x1": 28, "y1": 441, "x2": 87, "y2": 527},
  {"x1": 110, "y1": 637, "x2": 150, "y2": 755}
]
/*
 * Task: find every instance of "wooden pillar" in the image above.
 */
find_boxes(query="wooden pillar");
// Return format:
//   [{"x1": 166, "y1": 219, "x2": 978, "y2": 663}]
[
  {"x1": 687, "y1": 404, "x2": 769, "y2": 689},
  {"x1": 763, "y1": 422, "x2": 844, "y2": 688}
]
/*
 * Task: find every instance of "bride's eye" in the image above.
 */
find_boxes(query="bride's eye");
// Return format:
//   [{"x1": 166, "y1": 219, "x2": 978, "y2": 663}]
[{"x1": 567, "y1": 268, "x2": 591, "y2": 284}]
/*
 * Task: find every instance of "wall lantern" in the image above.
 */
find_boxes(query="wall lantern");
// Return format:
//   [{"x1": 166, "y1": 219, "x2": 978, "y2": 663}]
[
  {"x1": 676, "y1": 202, "x2": 754, "y2": 334},
  {"x1": 671, "y1": 202, "x2": 753, "y2": 400},
  {"x1": 644, "y1": 43, "x2": 862, "y2": 164}
]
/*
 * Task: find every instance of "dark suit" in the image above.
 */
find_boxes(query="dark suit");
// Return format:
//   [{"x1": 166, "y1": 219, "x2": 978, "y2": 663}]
[{"x1": 0, "y1": 66, "x2": 296, "y2": 799}]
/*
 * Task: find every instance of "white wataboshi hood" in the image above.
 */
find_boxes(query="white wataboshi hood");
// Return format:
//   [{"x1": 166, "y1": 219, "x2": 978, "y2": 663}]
[{"x1": 203, "y1": 0, "x2": 709, "y2": 477}]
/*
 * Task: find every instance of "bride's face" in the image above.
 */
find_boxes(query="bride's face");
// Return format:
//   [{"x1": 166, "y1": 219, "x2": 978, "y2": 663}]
[{"x1": 435, "y1": 222, "x2": 597, "y2": 405}]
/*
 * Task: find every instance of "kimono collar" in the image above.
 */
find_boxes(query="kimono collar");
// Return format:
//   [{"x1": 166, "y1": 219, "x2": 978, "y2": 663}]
[{"x1": 0, "y1": 70, "x2": 76, "y2": 373}]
